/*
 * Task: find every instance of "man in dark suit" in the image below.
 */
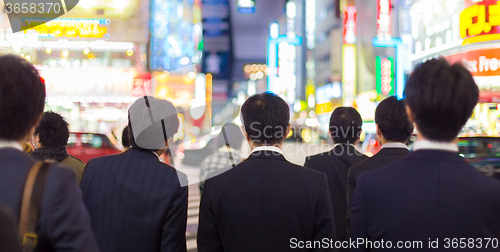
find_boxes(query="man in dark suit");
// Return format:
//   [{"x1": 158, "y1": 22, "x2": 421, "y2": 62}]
[
  {"x1": 81, "y1": 97, "x2": 188, "y2": 252},
  {"x1": 345, "y1": 96, "x2": 413, "y2": 234},
  {"x1": 198, "y1": 92, "x2": 336, "y2": 252},
  {"x1": 351, "y1": 58, "x2": 500, "y2": 251},
  {"x1": 0, "y1": 54, "x2": 99, "y2": 251},
  {"x1": 0, "y1": 205, "x2": 22, "y2": 252},
  {"x1": 304, "y1": 107, "x2": 368, "y2": 248}
]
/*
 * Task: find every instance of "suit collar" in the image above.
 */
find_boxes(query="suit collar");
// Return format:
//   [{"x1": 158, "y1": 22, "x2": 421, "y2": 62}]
[
  {"x1": 0, "y1": 148, "x2": 30, "y2": 159},
  {"x1": 376, "y1": 147, "x2": 410, "y2": 155},
  {"x1": 246, "y1": 150, "x2": 287, "y2": 161},
  {"x1": 407, "y1": 149, "x2": 465, "y2": 163}
]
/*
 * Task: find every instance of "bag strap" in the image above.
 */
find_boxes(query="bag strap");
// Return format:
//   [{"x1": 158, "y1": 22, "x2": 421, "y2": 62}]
[{"x1": 19, "y1": 162, "x2": 51, "y2": 252}]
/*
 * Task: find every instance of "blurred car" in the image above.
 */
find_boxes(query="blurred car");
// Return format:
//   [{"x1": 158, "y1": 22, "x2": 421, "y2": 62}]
[
  {"x1": 67, "y1": 132, "x2": 121, "y2": 163},
  {"x1": 457, "y1": 137, "x2": 500, "y2": 179},
  {"x1": 280, "y1": 124, "x2": 334, "y2": 165},
  {"x1": 178, "y1": 134, "x2": 219, "y2": 166}
]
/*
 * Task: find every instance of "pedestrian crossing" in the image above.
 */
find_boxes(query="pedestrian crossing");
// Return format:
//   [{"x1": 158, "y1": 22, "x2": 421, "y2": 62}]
[{"x1": 187, "y1": 184, "x2": 200, "y2": 252}]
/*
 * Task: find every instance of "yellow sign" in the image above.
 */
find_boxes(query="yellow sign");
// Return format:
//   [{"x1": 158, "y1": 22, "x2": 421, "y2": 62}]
[
  {"x1": 316, "y1": 102, "x2": 332, "y2": 115},
  {"x1": 23, "y1": 19, "x2": 107, "y2": 38},
  {"x1": 460, "y1": 1, "x2": 500, "y2": 45}
]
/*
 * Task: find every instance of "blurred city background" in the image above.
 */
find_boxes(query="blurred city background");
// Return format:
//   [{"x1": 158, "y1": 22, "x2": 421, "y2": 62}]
[{"x1": 3, "y1": 0, "x2": 500, "y2": 250}]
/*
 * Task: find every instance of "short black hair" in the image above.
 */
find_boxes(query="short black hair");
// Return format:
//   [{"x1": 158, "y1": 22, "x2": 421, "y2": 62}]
[
  {"x1": 128, "y1": 96, "x2": 179, "y2": 152},
  {"x1": 404, "y1": 58, "x2": 478, "y2": 141},
  {"x1": 0, "y1": 54, "x2": 45, "y2": 141},
  {"x1": 241, "y1": 92, "x2": 290, "y2": 146},
  {"x1": 375, "y1": 96, "x2": 414, "y2": 142},
  {"x1": 122, "y1": 126, "x2": 130, "y2": 148},
  {"x1": 34, "y1": 112, "x2": 70, "y2": 147},
  {"x1": 329, "y1": 107, "x2": 363, "y2": 144}
]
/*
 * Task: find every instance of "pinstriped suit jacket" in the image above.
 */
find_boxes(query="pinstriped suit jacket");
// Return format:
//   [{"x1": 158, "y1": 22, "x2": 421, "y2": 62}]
[{"x1": 81, "y1": 149, "x2": 188, "y2": 252}]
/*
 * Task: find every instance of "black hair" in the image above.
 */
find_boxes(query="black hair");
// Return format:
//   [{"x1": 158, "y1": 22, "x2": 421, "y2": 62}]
[
  {"x1": 329, "y1": 107, "x2": 363, "y2": 144},
  {"x1": 128, "y1": 96, "x2": 179, "y2": 152},
  {"x1": 0, "y1": 54, "x2": 45, "y2": 141},
  {"x1": 34, "y1": 111, "x2": 70, "y2": 147},
  {"x1": 404, "y1": 58, "x2": 479, "y2": 141},
  {"x1": 241, "y1": 92, "x2": 290, "y2": 146},
  {"x1": 216, "y1": 123, "x2": 244, "y2": 150},
  {"x1": 375, "y1": 96, "x2": 414, "y2": 142},
  {"x1": 122, "y1": 126, "x2": 130, "y2": 148}
]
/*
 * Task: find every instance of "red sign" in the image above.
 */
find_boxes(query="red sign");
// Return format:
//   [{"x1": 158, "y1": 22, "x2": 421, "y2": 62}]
[
  {"x1": 343, "y1": 6, "x2": 357, "y2": 44},
  {"x1": 460, "y1": 0, "x2": 500, "y2": 45},
  {"x1": 132, "y1": 73, "x2": 152, "y2": 97},
  {"x1": 377, "y1": 0, "x2": 391, "y2": 40},
  {"x1": 445, "y1": 48, "x2": 500, "y2": 77}
]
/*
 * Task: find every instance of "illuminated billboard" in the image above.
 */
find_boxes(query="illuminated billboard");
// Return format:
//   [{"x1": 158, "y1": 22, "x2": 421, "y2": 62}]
[
  {"x1": 375, "y1": 56, "x2": 395, "y2": 96},
  {"x1": 150, "y1": 0, "x2": 203, "y2": 72},
  {"x1": 460, "y1": 0, "x2": 500, "y2": 45}
]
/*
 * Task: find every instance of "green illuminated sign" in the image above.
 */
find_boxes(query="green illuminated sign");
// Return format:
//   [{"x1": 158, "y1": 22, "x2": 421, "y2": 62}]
[{"x1": 376, "y1": 56, "x2": 395, "y2": 96}]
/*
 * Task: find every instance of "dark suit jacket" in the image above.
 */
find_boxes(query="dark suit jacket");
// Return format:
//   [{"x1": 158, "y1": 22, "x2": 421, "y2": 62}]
[
  {"x1": 198, "y1": 151, "x2": 336, "y2": 252},
  {"x1": 345, "y1": 147, "x2": 409, "y2": 235},
  {"x1": 0, "y1": 205, "x2": 22, "y2": 252},
  {"x1": 0, "y1": 148, "x2": 99, "y2": 252},
  {"x1": 81, "y1": 148, "x2": 188, "y2": 252},
  {"x1": 351, "y1": 150, "x2": 500, "y2": 251},
  {"x1": 304, "y1": 144, "x2": 368, "y2": 245}
]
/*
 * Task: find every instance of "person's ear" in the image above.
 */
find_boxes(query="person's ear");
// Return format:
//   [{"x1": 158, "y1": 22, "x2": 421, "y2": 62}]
[
  {"x1": 405, "y1": 105, "x2": 415, "y2": 123},
  {"x1": 25, "y1": 113, "x2": 42, "y2": 142},
  {"x1": 285, "y1": 123, "x2": 292, "y2": 139}
]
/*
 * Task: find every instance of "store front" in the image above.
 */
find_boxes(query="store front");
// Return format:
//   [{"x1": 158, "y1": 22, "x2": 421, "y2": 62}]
[
  {"x1": 407, "y1": 0, "x2": 500, "y2": 136},
  {"x1": 0, "y1": 0, "x2": 150, "y2": 146}
]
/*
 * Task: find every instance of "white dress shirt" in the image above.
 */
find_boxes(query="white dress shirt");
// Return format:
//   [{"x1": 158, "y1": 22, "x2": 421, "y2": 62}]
[
  {"x1": 0, "y1": 140, "x2": 22, "y2": 151},
  {"x1": 381, "y1": 142, "x2": 409, "y2": 150},
  {"x1": 250, "y1": 145, "x2": 283, "y2": 155},
  {"x1": 412, "y1": 140, "x2": 459, "y2": 152}
]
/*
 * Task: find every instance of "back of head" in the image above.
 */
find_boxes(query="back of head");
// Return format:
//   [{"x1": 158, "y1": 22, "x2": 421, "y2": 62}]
[
  {"x1": 122, "y1": 126, "x2": 130, "y2": 148},
  {"x1": 404, "y1": 58, "x2": 479, "y2": 141},
  {"x1": 241, "y1": 92, "x2": 290, "y2": 146},
  {"x1": 329, "y1": 107, "x2": 363, "y2": 144},
  {"x1": 216, "y1": 123, "x2": 244, "y2": 150},
  {"x1": 128, "y1": 96, "x2": 179, "y2": 151},
  {"x1": 0, "y1": 55, "x2": 46, "y2": 141},
  {"x1": 35, "y1": 111, "x2": 70, "y2": 147},
  {"x1": 375, "y1": 96, "x2": 414, "y2": 143}
]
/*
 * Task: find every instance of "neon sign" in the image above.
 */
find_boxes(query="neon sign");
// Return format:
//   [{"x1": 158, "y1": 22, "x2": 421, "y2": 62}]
[
  {"x1": 376, "y1": 56, "x2": 395, "y2": 96},
  {"x1": 342, "y1": 44, "x2": 356, "y2": 105},
  {"x1": 343, "y1": 6, "x2": 356, "y2": 44},
  {"x1": 460, "y1": 0, "x2": 500, "y2": 45},
  {"x1": 377, "y1": 0, "x2": 391, "y2": 40},
  {"x1": 23, "y1": 18, "x2": 108, "y2": 39}
]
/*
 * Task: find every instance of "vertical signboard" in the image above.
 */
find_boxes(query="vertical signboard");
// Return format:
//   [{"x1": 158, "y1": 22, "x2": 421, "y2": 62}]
[
  {"x1": 377, "y1": 0, "x2": 391, "y2": 40},
  {"x1": 375, "y1": 56, "x2": 395, "y2": 96},
  {"x1": 202, "y1": 0, "x2": 232, "y2": 101},
  {"x1": 343, "y1": 6, "x2": 356, "y2": 44},
  {"x1": 342, "y1": 44, "x2": 356, "y2": 106}
]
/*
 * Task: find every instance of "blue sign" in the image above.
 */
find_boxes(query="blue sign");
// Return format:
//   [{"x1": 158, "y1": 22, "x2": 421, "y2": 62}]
[
  {"x1": 150, "y1": 0, "x2": 198, "y2": 71},
  {"x1": 237, "y1": 0, "x2": 255, "y2": 14}
]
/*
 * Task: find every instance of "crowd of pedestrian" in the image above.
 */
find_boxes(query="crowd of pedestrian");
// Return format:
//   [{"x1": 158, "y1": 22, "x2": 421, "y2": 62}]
[{"x1": 1, "y1": 54, "x2": 500, "y2": 252}]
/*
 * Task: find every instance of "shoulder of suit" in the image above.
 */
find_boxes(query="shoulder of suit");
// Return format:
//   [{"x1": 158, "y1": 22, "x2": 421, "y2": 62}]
[
  {"x1": 305, "y1": 150, "x2": 332, "y2": 161},
  {"x1": 64, "y1": 155, "x2": 85, "y2": 165}
]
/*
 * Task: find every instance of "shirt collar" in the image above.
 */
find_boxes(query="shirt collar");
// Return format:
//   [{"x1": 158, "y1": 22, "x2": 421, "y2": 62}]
[
  {"x1": 151, "y1": 151, "x2": 161, "y2": 160},
  {"x1": 412, "y1": 140, "x2": 459, "y2": 152},
  {"x1": 0, "y1": 140, "x2": 23, "y2": 151},
  {"x1": 381, "y1": 142, "x2": 408, "y2": 150},
  {"x1": 251, "y1": 146, "x2": 283, "y2": 155}
]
